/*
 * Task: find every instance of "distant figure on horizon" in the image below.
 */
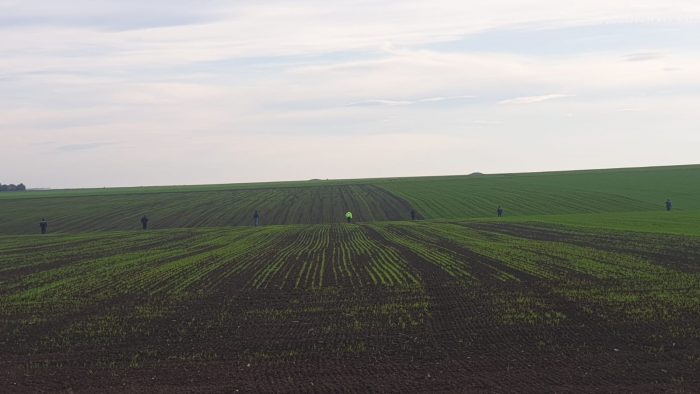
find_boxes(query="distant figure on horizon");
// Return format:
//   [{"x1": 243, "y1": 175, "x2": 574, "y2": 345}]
[
  {"x1": 345, "y1": 211, "x2": 353, "y2": 223},
  {"x1": 39, "y1": 218, "x2": 48, "y2": 234},
  {"x1": 141, "y1": 215, "x2": 149, "y2": 230},
  {"x1": 410, "y1": 210, "x2": 416, "y2": 221},
  {"x1": 666, "y1": 199, "x2": 673, "y2": 212},
  {"x1": 253, "y1": 210, "x2": 260, "y2": 227},
  {"x1": 497, "y1": 206, "x2": 504, "y2": 217}
]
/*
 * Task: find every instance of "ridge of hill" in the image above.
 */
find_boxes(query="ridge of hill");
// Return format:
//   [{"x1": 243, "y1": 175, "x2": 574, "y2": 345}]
[{"x1": 0, "y1": 164, "x2": 697, "y2": 234}]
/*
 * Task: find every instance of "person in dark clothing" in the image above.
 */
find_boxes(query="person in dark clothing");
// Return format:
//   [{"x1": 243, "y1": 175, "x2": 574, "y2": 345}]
[
  {"x1": 410, "y1": 210, "x2": 416, "y2": 221},
  {"x1": 39, "y1": 218, "x2": 48, "y2": 234},
  {"x1": 253, "y1": 210, "x2": 260, "y2": 227},
  {"x1": 141, "y1": 215, "x2": 149, "y2": 230},
  {"x1": 497, "y1": 206, "x2": 504, "y2": 217},
  {"x1": 665, "y1": 199, "x2": 672, "y2": 211}
]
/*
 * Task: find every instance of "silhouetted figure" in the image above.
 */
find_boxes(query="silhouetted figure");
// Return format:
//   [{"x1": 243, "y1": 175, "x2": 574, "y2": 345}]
[
  {"x1": 345, "y1": 211, "x2": 353, "y2": 223},
  {"x1": 665, "y1": 199, "x2": 672, "y2": 212},
  {"x1": 497, "y1": 206, "x2": 504, "y2": 217},
  {"x1": 410, "y1": 210, "x2": 416, "y2": 221},
  {"x1": 253, "y1": 210, "x2": 260, "y2": 227},
  {"x1": 39, "y1": 218, "x2": 48, "y2": 234},
  {"x1": 141, "y1": 215, "x2": 149, "y2": 230}
]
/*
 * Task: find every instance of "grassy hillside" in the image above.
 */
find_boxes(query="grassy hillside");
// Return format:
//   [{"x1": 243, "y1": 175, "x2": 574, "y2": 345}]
[
  {"x1": 379, "y1": 165, "x2": 700, "y2": 219},
  {"x1": 1, "y1": 164, "x2": 697, "y2": 234}
]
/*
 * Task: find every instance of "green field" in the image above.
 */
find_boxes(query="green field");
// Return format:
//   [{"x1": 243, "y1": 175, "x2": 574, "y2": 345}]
[
  {"x1": 503, "y1": 209, "x2": 700, "y2": 236},
  {"x1": 381, "y1": 164, "x2": 700, "y2": 218},
  {"x1": 1, "y1": 165, "x2": 699, "y2": 391},
  {"x1": 1, "y1": 164, "x2": 698, "y2": 234}
]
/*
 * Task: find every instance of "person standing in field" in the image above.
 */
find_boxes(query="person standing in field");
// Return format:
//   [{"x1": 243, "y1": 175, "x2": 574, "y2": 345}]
[
  {"x1": 39, "y1": 218, "x2": 48, "y2": 234},
  {"x1": 497, "y1": 206, "x2": 504, "y2": 217},
  {"x1": 665, "y1": 199, "x2": 673, "y2": 211},
  {"x1": 345, "y1": 211, "x2": 353, "y2": 223},
  {"x1": 253, "y1": 210, "x2": 260, "y2": 227},
  {"x1": 141, "y1": 215, "x2": 149, "y2": 230},
  {"x1": 410, "y1": 210, "x2": 416, "y2": 221}
]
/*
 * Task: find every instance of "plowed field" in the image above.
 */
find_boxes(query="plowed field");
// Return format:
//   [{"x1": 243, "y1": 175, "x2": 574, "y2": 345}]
[{"x1": 2, "y1": 220, "x2": 698, "y2": 392}]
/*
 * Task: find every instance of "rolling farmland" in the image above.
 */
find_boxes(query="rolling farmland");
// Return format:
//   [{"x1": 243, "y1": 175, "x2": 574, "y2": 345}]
[
  {"x1": 3, "y1": 0, "x2": 698, "y2": 391},
  {"x1": 0, "y1": 184, "x2": 415, "y2": 234},
  {"x1": 1, "y1": 165, "x2": 698, "y2": 234},
  {"x1": 1, "y1": 165, "x2": 699, "y2": 392}
]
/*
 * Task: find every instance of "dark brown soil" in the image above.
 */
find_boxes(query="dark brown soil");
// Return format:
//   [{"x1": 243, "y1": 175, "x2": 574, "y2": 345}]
[{"x1": 1, "y1": 223, "x2": 698, "y2": 393}]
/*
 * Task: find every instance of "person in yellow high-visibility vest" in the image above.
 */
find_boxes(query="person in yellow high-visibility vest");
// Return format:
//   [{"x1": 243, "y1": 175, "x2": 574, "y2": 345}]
[{"x1": 345, "y1": 211, "x2": 353, "y2": 223}]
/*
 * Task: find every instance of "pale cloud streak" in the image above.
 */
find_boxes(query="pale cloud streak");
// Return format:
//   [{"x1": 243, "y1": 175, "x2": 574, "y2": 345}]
[
  {"x1": 499, "y1": 94, "x2": 572, "y2": 105},
  {"x1": 623, "y1": 52, "x2": 666, "y2": 62},
  {"x1": 348, "y1": 95, "x2": 476, "y2": 106}
]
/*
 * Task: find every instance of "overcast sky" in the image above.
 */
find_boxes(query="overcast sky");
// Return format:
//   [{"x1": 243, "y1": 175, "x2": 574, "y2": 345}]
[{"x1": 2, "y1": 1, "x2": 699, "y2": 188}]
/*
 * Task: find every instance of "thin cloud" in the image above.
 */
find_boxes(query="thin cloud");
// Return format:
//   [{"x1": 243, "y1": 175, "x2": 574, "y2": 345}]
[
  {"x1": 56, "y1": 142, "x2": 115, "y2": 151},
  {"x1": 499, "y1": 94, "x2": 573, "y2": 105},
  {"x1": 623, "y1": 52, "x2": 665, "y2": 62},
  {"x1": 0, "y1": 1, "x2": 227, "y2": 31},
  {"x1": 348, "y1": 95, "x2": 475, "y2": 107},
  {"x1": 348, "y1": 99, "x2": 413, "y2": 106},
  {"x1": 417, "y1": 95, "x2": 476, "y2": 103}
]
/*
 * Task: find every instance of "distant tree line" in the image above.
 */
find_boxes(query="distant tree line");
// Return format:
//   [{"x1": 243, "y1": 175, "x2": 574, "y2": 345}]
[{"x1": 0, "y1": 183, "x2": 26, "y2": 192}]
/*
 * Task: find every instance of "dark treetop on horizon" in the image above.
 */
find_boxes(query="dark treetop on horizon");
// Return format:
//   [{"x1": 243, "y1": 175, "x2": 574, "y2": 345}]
[{"x1": 0, "y1": 183, "x2": 26, "y2": 192}]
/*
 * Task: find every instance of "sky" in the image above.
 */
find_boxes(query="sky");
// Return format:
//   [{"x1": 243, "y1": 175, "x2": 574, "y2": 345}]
[{"x1": 1, "y1": 1, "x2": 699, "y2": 188}]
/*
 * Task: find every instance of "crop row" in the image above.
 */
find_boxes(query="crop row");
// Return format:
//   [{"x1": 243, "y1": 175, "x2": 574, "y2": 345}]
[
  {"x1": 0, "y1": 184, "x2": 416, "y2": 234},
  {"x1": 244, "y1": 224, "x2": 419, "y2": 289},
  {"x1": 2, "y1": 219, "x2": 700, "y2": 391},
  {"x1": 4, "y1": 221, "x2": 698, "y2": 317}
]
